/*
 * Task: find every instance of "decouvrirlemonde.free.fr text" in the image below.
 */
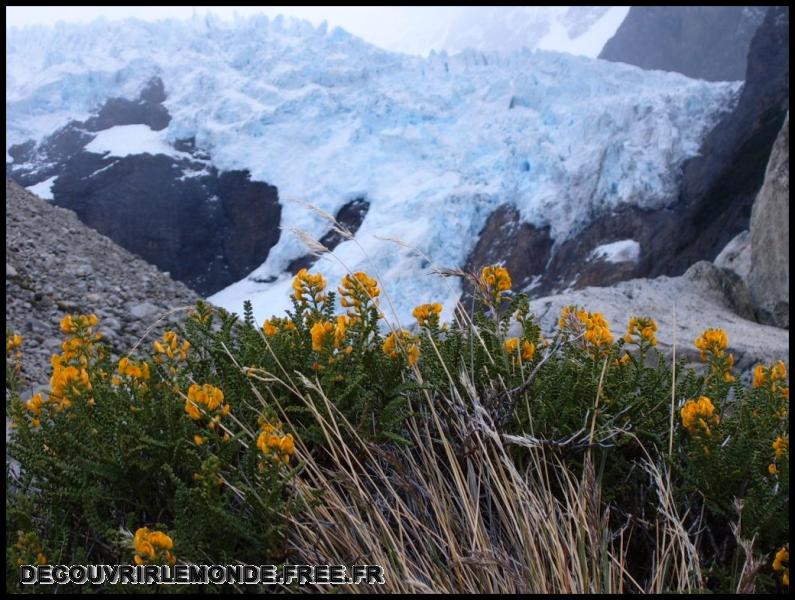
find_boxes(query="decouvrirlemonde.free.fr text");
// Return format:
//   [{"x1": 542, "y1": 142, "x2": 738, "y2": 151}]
[{"x1": 20, "y1": 564, "x2": 385, "y2": 585}]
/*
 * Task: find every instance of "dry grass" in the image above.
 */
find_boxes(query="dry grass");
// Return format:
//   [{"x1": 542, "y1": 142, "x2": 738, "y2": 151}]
[
  {"x1": 232, "y1": 215, "x2": 708, "y2": 593},
  {"x1": 239, "y1": 335, "x2": 705, "y2": 593}
]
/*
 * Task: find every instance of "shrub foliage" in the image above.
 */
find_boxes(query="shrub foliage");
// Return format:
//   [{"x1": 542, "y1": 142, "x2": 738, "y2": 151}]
[{"x1": 5, "y1": 265, "x2": 789, "y2": 593}]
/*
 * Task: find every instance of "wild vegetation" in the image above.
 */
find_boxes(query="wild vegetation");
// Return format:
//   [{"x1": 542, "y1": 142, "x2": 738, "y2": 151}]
[{"x1": 5, "y1": 265, "x2": 789, "y2": 593}]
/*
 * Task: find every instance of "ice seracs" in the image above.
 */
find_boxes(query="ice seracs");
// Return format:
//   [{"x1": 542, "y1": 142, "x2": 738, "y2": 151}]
[{"x1": 6, "y1": 16, "x2": 740, "y2": 324}]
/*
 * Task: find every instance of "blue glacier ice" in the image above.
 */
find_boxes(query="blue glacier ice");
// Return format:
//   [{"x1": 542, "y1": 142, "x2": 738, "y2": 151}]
[{"x1": 6, "y1": 16, "x2": 742, "y2": 325}]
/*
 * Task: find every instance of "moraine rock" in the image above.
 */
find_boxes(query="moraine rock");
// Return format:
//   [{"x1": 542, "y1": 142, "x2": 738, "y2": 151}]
[
  {"x1": 748, "y1": 114, "x2": 789, "y2": 328},
  {"x1": 5, "y1": 179, "x2": 202, "y2": 389},
  {"x1": 127, "y1": 301, "x2": 161, "y2": 320}
]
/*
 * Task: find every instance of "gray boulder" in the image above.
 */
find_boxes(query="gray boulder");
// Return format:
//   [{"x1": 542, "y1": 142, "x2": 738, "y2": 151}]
[
  {"x1": 526, "y1": 261, "x2": 788, "y2": 374},
  {"x1": 748, "y1": 114, "x2": 789, "y2": 328},
  {"x1": 714, "y1": 230, "x2": 751, "y2": 280}
]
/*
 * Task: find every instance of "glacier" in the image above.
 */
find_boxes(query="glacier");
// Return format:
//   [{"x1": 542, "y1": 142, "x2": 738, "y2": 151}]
[{"x1": 6, "y1": 16, "x2": 741, "y2": 326}]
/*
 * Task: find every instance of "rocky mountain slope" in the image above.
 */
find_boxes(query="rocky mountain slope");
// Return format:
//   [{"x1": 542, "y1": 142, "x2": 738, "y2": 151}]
[
  {"x1": 5, "y1": 179, "x2": 201, "y2": 389},
  {"x1": 7, "y1": 78, "x2": 281, "y2": 296},
  {"x1": 599, "y1": 6, "x2": 768, "y2": 81},
  {"x1": 413, "y1": 6, "x2": 629, "y2": 57}
]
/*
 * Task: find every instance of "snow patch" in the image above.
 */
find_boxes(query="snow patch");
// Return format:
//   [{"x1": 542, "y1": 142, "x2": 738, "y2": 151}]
[
  {"x1": 589, "y1": 239, "x2": 640, "y2": 264},
  {"x1": 538, "y1": 7, "x2": 630, "y2": 57},
  {"x1": 26, "y1": 175, "x2": 57, "y2": 200},
  {"x1": 84, "y1": 125, "x2": 187, "y2": 159}
]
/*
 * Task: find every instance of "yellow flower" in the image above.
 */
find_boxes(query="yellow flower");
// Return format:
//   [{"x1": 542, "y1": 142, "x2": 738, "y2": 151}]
[
  {"x1": 504, "y1": 338, "x2": 536, "y2": 364},
  {"x1": 383, "y1": 330, "x2": 420, "y2": 365},
  {"x1": 50, "y1": 364, "x2": 91, "y2": 406},
  {"x1": 152, "y1": 331, "x2": 190, "y2": 362},
  {"x1": 480, "y1": 265, "x2": 512, "y2": 303},
  {"x1": 406, "y1": 344, "x2": 420, "y2": 366},
  {"x1": 339, "y1": 271, "x2": 380, "y2": 312},
  {"x1": 293, "y1": 268, "x2": 327, "y2": 305},
  {"x1": 184, "y1": 399, "x2": 201, "y2": 421},
  {"x1": 185, "y1": 383, "x2": 227, "y2": 423},
  {"x1": 310, "y1": 320, "x2": 334, "y2": 352},
  {"x1": 6, "y1": 333, "x2": 23, "y2": 355},
  {"x1": 133, "y1": 527, "x2": 174, "y2": 565},
  {"x1": 147, "y1": 531, "x2": 173, "y2": 550},
  {"x1": 773, "y1": 545, "x2": 789, "y2": 569},
  {"x1": 769, "y1": 463, "x2": 778, "y2": 475},
  {"x1": 413, "y1": 303, "x2": 443, "y2": 327},
  {"x1": 752, "y1": 361, "x2": 788, "y2": 397},
  {"x1": 625, "y1": 316, "x2": 657, "y2": 347},
  {"x1": 771, "y1": 361, "x2": 788, "y2": 382},
  {"x1": 262, "y1": 320, "x2": 278, "y2": 336},
  {"x1": 118, "y1": 357, "x2": 150, "y2": 381},
  {"x1": 680, "y1": 396, "x2": 719, "y2": 437},
  {"x1": 193, "y1": 435, "x2": 205, "y2": 446},
  {"x1": 256, "y1": 421, "x2": 295, "y2": 464},
  {"x1": 504, "y1": 338, "x2": 519, "y2": 355},
  {"x1": 773, "y1": 436, "x2": 788, "y2": 458},
  {"x1": 753, "y1": 364, "x2": 766, "y2": 388},
  {"x1": 559, "y1": 307, "x2": 614, "y2": 356},
  {"x1": 694, "y1": 328, "x2": 728, "y2": 360},
  {"x1": 25, "y1": 393, "x2": 45, "y2": 417},
  {"x1": 333, "y1": 315, "x2": 349, "y2": 348},
  {"x1": 59, "y1": 313, "x2": 99, "y2": 334},
  {"x1": 59, "y1": 315, "x2": 75, "y2": 333},
  {"x1": 559, "y1": 306, "x2": 581, "y2": 330}
]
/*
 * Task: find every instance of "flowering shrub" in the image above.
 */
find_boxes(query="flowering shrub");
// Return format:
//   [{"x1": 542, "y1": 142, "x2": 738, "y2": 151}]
[{"x1": 5, "y1": 264, "x2": 789, "y2": 593}]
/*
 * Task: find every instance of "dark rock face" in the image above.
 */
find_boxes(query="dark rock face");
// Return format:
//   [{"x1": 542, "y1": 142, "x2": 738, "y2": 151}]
[
  {"x1": 647, "y1": 6, "x2": 789, "y2": 277},
  {"x1": 599, "y1": 6, "x2": 768, "y2": 81},
  {"x1": 285, "y1": 198, "x2": 370, "y2": 275},
  {"x1": 465, "y1": 205, "x2": 552, "y2": 293},
  {"x1": 467, "y1": 205, "x2": 653, "y2": 298},
  {"x1": 6, "y1": 77, "x2": 282, "y2": 296},
  {"x1": 51, "y1": 156, "x2": 280, "y2": 295}
]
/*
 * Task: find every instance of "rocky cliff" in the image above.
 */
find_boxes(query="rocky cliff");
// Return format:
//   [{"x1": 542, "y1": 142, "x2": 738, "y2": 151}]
[
  {"x1": 649, "y1": 6, "x2": 789, "y2": 277},
  {"x1": 748, "y1": 114, "x2": 789, "y2": 328},
  {"x1": 599, "y1": 6, "x2": 768, "y2": 81},
  {"x1": 5, "y1": 179, "x2": 201, "y2": 389},
  {"x1": 7, "y1": 78, "x2": 282, "y2": 296}
]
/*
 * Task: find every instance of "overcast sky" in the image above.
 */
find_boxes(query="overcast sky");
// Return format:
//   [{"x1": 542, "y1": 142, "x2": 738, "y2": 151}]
[
  {"x1": 5, "y1": 6, "x2": 627, "y2": 57},
  {"x1": 4, "y1": 6, "x2": 482, "y2": 52}
]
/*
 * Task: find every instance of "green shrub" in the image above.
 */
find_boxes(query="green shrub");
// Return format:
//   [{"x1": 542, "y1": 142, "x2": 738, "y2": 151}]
[{"x1": 5, "y1": 264, "x2": 789, "y2": 593}]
